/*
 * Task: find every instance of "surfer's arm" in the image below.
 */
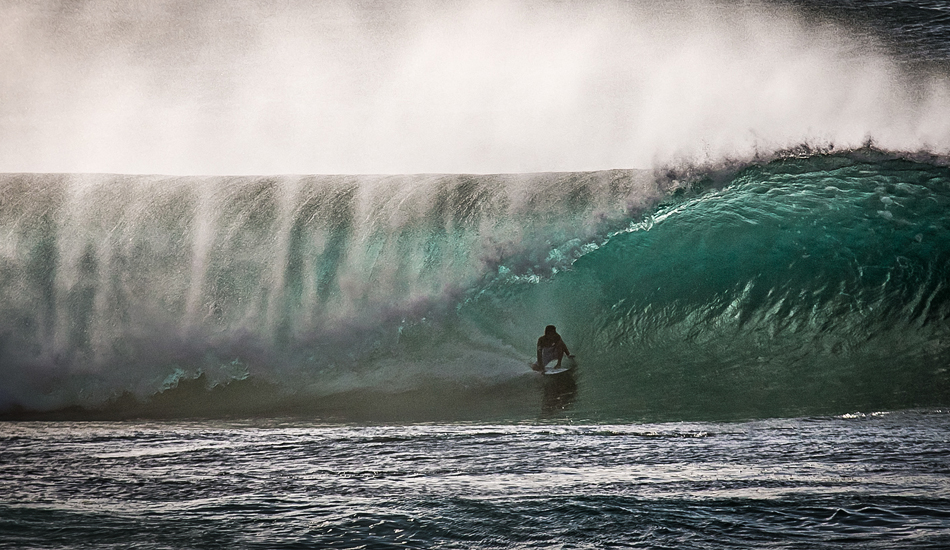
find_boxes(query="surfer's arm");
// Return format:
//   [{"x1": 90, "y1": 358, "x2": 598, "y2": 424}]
[{"x1": 558, "y1": 339, "x2": 570, "y2": 357}]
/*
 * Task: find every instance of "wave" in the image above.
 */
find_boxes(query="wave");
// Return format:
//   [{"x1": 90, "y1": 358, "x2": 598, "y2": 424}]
[
  {"x1": 1, "y1": 150, "x2": 948, "y2": 421},
  {"x1": 5, "y1": 0, "x2": 950, "y2": 421},
  {"x1": 465, "y1": 150, "x2": 950, "y2": 420},
  {"x1": 0, "y1": 169, "x2": 662, "y2": 418}
]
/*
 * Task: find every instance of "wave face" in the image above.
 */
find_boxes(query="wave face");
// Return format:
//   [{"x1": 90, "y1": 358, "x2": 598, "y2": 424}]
[
  {"x1": 470, "y1": 153, "x2": 950, "y2": 420},
  {"x1": 0, "y1": 170, "x2": 662, "y2": 417},
  {"x1": 2, "y1": 153, "x2": 948, "y2": 421}
]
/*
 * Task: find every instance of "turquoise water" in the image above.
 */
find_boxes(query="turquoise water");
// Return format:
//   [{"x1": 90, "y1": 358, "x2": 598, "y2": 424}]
[
  {"x1": 1, "y1": 153, "x2": 947, "y2": 422},
  {"x1": 466, "y1": 154, "x2": 950, "y2": 421}
]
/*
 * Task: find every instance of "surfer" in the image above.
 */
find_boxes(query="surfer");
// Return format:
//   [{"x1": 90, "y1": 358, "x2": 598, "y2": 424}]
[{"x1": 533, "y1": 325, "x2": 573, "y2": 372}]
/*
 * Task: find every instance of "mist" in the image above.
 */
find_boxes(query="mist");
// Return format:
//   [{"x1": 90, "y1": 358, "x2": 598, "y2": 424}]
[{"x1": 2, "y1": 0, "x2": 949, "y2": 175}]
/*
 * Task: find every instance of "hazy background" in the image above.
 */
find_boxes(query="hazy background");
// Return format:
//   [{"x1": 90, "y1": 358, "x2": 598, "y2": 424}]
[{"x1": 2, "y1": 0, "x2": 949, "y2": 175}]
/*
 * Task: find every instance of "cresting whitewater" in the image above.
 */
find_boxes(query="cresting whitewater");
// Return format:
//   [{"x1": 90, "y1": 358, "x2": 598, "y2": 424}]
[{"x1": 2, "y1": 0, "x2": 950, "y2": 548}]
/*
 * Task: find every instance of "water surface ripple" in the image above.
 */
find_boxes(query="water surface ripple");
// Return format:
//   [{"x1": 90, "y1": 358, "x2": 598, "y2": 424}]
[{"x1": 2, "y1": 411, "x2": 948, "y2": 548}]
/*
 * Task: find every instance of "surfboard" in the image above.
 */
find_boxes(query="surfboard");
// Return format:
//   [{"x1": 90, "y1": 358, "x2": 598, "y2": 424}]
[
  {"x1": 530, "y1": 358, "x2": 573, "y2": 375},
  {"x1": 544, "y1": 362, "x2": 572, "y2": 375}
]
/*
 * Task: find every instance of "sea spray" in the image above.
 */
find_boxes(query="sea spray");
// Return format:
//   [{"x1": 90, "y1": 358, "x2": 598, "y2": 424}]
[
  {"x1": 0, "y1": 169, "x2": 662, "y2": 414},
  {"x1": 2, "y1": 0, "x2": 950, "y2": 175}
]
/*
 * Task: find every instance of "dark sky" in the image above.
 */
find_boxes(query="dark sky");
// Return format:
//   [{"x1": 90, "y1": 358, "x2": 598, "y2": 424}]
[{"x1": 1, "y1": 0, "x2": 946, "y2": 175}]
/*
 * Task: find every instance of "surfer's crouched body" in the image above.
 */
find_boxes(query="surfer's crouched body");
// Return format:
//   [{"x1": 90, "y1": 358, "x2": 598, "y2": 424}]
[{"x1": 533, "y1": 325, "x2": 572, "y2": 372}]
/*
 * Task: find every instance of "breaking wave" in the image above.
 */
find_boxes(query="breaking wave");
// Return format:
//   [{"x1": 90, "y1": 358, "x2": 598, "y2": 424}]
[{"x1": 1, "y1": 151, "x2": 948, "y2": 421}]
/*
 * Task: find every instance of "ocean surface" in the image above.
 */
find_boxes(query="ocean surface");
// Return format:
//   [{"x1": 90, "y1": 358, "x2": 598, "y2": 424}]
[
  {"x1": 3, "y1": 0, "x2": 950, "y2": 547},
  {"x1": 2, "y1": 412, "x2": 949, "y2": 549}
]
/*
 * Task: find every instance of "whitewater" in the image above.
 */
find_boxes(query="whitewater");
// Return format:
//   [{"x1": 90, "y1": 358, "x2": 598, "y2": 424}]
[{"x1": 1, "y1": 0, "x2": 949, "y2": 548}]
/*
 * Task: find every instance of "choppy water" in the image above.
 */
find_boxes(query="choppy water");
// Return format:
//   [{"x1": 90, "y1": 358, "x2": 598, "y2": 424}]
[{"x1": 2, "y1": 411, "x2": 949, "y2": 549}]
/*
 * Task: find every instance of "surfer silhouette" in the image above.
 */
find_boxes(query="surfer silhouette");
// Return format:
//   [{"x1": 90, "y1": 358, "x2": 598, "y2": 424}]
[{"x1": 532, "y1": 325, "x2": 573, "y2": 372}]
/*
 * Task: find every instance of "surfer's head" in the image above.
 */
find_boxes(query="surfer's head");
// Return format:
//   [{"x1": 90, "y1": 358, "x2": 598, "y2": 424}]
[{"x1": 545, "y1": 325, "x2": 557, "y2": 335}]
